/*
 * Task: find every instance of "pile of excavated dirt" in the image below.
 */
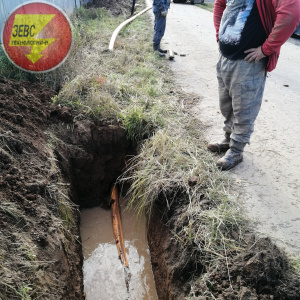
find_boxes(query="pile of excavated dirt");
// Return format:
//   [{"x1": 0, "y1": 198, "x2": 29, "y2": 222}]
[
  {"x1": 0, "y1": 1, "x2": 135, "y2": 297},
  {"x1": 148, "y1": 198, "x2": 300, "y2": 299},
  {"x1": 0, "y1": 73, "x2": 133, "y2": 299},
  {"x1": 0, "y1": 76, "x2": 84, "y2": 299}
]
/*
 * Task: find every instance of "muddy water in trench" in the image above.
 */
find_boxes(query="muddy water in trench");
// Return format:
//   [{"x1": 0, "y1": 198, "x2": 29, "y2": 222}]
[{"x1": 80, "y1": 199, "x2": 158, "y2": 300}]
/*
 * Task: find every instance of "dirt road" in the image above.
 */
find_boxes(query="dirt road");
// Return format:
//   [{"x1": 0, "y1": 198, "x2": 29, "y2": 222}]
[{"x1": 147, "y1": 2, "x2": 300, "y2": 255}]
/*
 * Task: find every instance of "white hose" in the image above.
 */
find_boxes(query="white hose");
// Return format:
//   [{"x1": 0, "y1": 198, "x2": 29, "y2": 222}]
[{"x1": 109, "y1": 6, "x2": 152, "y2": 51}]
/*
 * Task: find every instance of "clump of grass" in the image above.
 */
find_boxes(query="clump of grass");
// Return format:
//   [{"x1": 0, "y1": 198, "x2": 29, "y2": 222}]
[
  {"x1": 290, "y1": 255, "x2": 300, "y2": 274},
  {"x1": 53, "y1": 75, "x2": 120, "y2": 121},
  {"x1": 44, "y1": 135, "x2": 79, "y2": 230},
  {"x1": 0, "y1": 232, "x2": 36, "y2": 300},
  {"x1": 120, "y1": 107, "x2": 153, "y2": 142},
  {"x1": 0, "y1": 47, "x2": 37, "y2": 82},
  {"x1": 46, "y1": 183, "x2": 77, "y2": 230},
  {"x1": 18, "y1": 284, "x2": 32, "y2": 300},
  {"x1": 185, "y1": 198, "x2": 246, "y2": 260},
  {"x1": 120, "y1": 128, "x2": 205, "y2": 212},
  {"x1": 0, "y1": 202, "x2": 26, "y2": 224}
]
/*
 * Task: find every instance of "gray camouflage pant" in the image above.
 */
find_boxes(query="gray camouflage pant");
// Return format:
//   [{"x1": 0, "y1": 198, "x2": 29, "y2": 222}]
[{"x1": 217, "y1": 55, "x2": 267, "y2": 144}]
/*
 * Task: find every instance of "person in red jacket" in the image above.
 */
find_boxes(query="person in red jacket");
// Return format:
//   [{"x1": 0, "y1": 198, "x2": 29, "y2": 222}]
[{"x1": 208, "y1": 0, "x2": 300, "y2": 170}]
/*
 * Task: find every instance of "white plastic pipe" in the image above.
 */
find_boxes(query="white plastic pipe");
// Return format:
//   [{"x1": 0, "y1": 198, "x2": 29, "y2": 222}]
[{"x1": 109, "y1": 6, "x2": 152, "y2": 51}]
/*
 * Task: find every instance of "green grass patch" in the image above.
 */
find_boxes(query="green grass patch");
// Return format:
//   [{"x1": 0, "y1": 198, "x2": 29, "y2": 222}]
[
  {"x1": 290, "y1": 255, "x2": 300, "y2": 273},
  {"x1": 0, "y1": 47, "x2": 36, "y2": 82},
  {"x1": 196, "y1": 2, "x2": 214, "y2": 12},
  {"x1": 46, "y1": 7, "x2": 173, "y2": 143}
]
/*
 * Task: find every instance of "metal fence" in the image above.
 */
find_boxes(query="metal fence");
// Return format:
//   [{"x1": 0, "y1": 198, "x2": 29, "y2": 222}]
[{"x1": 0, "y1": 0, "x2": 92, "y2": 35}]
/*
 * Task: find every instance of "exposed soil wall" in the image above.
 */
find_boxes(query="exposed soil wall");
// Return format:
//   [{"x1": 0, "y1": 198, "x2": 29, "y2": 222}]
[
  {"x1": 0, "y1": 2, "x2": 140, "y2": 299},
  {"x1": 148, "y1": 197, "x2": 300, "y2": 300},
  {"x1": 50, "y1": 108, "x2": 134, "y2": 209},
  {"x1": 0, "y1": 76, "x2": 133, "y2": 299},
  {"x1": 0, "y1": 76, "x2": 84, "y2": 299},
  {"x1": 148, "y1": 199, "x2": 201, "y2": 300}
]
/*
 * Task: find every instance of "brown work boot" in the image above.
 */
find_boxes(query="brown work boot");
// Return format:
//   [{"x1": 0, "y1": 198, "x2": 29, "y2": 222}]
[
  {"x1": 216, "y1": 140, "x2": 245, "y2": 171},
  {"x1": 207, "y1": 132, "x2": 230, "y2": 153}
]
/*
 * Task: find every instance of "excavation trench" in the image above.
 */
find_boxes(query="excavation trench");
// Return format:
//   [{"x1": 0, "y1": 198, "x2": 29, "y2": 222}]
[
  {"x1": 0, "y1": 73, "x2": 181, "y2": 299},
  {"x1": 2, "y1": 70, "x2": 299, "y2": 299},
  {"x1": 52, "y1": 115, "x2": 160, "y2": 299}
]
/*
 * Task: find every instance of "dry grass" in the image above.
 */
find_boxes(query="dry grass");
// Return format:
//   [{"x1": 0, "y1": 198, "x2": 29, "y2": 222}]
[
  {"x1": 44, "y1": 133, "x2": 79, "y2": 230},
  {"x1": 45, "y1": 7, "x2": 173, "y2": 143},
  {"x1": 290, "y1": 255, "x2": 300, "y2": 273},
  {"x1": 0, "y1": 200, "x2": 35, "y2": 300},
  {"x1": 118, "y1": 106, "x2": 248, "y2": 272}
]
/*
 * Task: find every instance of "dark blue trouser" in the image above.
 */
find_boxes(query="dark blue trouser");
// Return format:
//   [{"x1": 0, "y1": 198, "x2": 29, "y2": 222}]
[{"x1": 153, "y1": 6, "x2": 166, "y2": 46}]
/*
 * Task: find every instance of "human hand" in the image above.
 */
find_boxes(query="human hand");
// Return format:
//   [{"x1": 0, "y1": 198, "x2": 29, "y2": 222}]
[
  {"x1": 244, "y1": 46, "x2": 266, "y2": 63},
  {"x1": 161, "y1": 10, "x2": 167, "y2": 17}
]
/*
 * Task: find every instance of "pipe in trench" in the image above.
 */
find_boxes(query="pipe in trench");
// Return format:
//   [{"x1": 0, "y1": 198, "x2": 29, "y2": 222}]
[{"x1": 110, "y1": 184, "x2": 131, "y2": 291}]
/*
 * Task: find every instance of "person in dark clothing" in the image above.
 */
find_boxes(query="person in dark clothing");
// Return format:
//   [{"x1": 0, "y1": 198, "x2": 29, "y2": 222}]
[{"x1": 152, "y1": 0, "x2": 171, "y2": 57}]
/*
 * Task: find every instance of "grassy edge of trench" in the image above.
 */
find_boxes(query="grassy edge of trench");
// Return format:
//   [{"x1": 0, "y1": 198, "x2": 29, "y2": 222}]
[{"x1": 1, "y1": 4, "x2": 299, "y2": 299}]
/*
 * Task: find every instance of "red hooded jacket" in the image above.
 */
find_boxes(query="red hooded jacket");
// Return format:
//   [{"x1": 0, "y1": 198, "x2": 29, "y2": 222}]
[{"x1": 213, "y1": 0, "x2": 300, "y2": 72}]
